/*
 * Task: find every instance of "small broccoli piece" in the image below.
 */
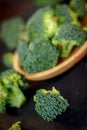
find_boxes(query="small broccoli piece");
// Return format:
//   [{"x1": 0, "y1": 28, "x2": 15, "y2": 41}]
[
  {"x1": 55, "y1": 4, "x2": 80, "y2": 26},
  {"x1": 0, "y1": 69, "x2": 28, "y2": 109},
  {"x1": 1, "y1": 17, "x2": 24, "y2": 50},
  {"x1": 3, "y1": 52, "x2": 14, "y2": 68},
  {"x1": 7, "y1": 85, "x2": 26, "y2": 108},
  {"x1": 26, "y1": 7, "x2": 58, "y2": 42},
  {"x1": 70, "y1": 0, "x2": 86, "y2": 18},
  {"x1": 82, "y1": 26, "x2": 87, "y2": 32},
  {"x1": 52, "y1": 23, "x2": 87, "y2": 57},
  {"x1": 34, "y1": 87, "x2": 69, "y2": 121},
  {"x1": 0, "y1": 83, "x2": 8, "y2": 113},
  {"x1": 0, "y1": 69, "x2": 28, "y2": 90},
  {"x1": 8, "y1": 121, "x2": 21, "y2": 130},
  {"x1": 17, "y1": 39, "x2": 60, "y2": 73},
  {"x1": 33, "y1": 0, "x2": 64, "y2": 7}
]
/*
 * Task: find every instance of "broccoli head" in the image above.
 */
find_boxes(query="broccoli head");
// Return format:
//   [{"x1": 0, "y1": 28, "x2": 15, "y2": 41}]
[
  {"x1": 26, "y1": 7, "x2": 58, "y2": 42},
  {"x1": 1, "y1": 17, "x2": 24, "y2": 50},
  {"x1": 0, "y1": 83, "x2": 8, "y2": 113},
  {"x1": 17, "y1": 39, "x2": 60, "y2": 73},
  {"x1": 3, "y1": 52, "x2": 14, "y2": 68},
  {"x1": 70, "y1": 0, "x2": 86, "y2": 18},
  {"x1": 8, "y1": 121, "x2": 21, "y2": 130},
  {"x1": 55, "y1": 4, "x2": 80, "y2": 26},
  {"x1": 0, "y1": 69, "x2": 28, "y2": 90},
  {"x1": 32, "y1": 0, "x2": 64, "y2": 7},
  {"x1": 52, "y1": 23, "x2": 87, "y2": 57},
  {"x1": 0, "y1": 69, "x2": 28, "y2": 109},
  {"x1": 34, "y1": 87, "x2": 69, "y2": 121}
]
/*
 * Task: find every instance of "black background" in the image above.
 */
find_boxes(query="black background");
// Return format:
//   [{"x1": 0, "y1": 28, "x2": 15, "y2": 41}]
[{"x1": 0, "y1": 0, "x2": 87, "y2": 130}]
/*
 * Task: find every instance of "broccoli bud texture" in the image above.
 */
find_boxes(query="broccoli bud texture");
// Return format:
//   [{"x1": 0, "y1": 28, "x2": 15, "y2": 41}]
[
  {"x1": 17, "y1": 39, "x2": 60, "y2": 73},
  {"x1": 26, "y1": 7, "x2": 58, "y2": 42},
  {"x1": 0, "y1": 69, "x2": 28, "y2": 112},
  {"x1": 52, "y1": 23, "x2": 87, "y2": 57},
  {"x1": 34, "y1": 87, "x2": 69, "y2": 121}
]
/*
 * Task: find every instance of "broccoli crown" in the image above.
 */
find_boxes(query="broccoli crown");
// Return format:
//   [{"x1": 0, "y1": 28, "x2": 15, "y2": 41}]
[
  {"x1": 1, "y1": 17, "x2": 24, "y2": 50},
  {"x1": 0, "y1": 69, "x2": 28, "y2": 90},
  {"x1": 52, "y1": 23, "x2": 87, "y2": 57},
  {"x1": 33, "y1": 0, "x2": 64, "y2": 7},
  {"x1": 3, "y1": 52, "x2": 14, "y2": 68},
  {"x1": 8, "y1": 121, "x2": 21, "y2": 130},
  {"x1": 55, "y1": 4, "x2": 80, "y2": 26},
  {"x1": 0, "y1": 69, "x2": 28, "y2": 109},
  {"x1": 26, "y1": 7, "x2": 58, "y2": 42},
  {"x1": 70, "y1": 0, "x2": 86, "y2": 17},
  {"x1": 17, "y1": 39, "x2": 60, "y2": 73},
  {"x1": 0, "y1": 83, "x2": 8, "y2": 113},
  {"x1": 34, "y1": 87, "x2": 69, "y2": 121}
]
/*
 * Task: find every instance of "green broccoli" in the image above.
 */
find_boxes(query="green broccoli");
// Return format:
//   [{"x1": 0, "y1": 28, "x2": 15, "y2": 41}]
[
  {"x1": 34, "y1": 87, "x2": 69, "y2": 121},
  {"x1": 55, "y1": 4, "x2": 80, "y2": 26},
  {"x1": 0, "y1": 69, "x2": 28, "y2": 90},
  {"x1": 7, "y1": 85, "x2": 26, "y2": 108},
  {"x1": 3, "y1": 52, "x2": 14, "y2": 68},
  {"x1": 17, "y1": 40, "x2": 28, "y2": 64},
  {"x1": 26, "y1": 7, "x2": 58, "y2": 42},
  {"x1": 1, "y1": 17, "x2": 24, "y2": 50},
  {"x1": 52, "y1": 23, "x2": 87, "y2": 57},
  {"x1": 0, "y1": 83, "x2": 8, "y2": 113},
  {"x1": 17, "y1": 39, "x2": 60, "y2": 73},
  {"x1": 8, "y1": 121, "x2": 21, "y2": 130},
  {"x1": 70, "y1": 0, "x2": 86, "y2": 18},
  {"x1": 0, "y1": 69, "x2": 28, "y2": 110},
  {"x1": 32, "y1": 0, "x2": 64, "y2": 7},
  {"x1": 82, "y1": 26, "x2": 87, "y2": 32}
]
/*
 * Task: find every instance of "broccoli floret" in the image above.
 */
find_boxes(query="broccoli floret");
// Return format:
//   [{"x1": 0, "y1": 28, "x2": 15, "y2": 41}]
[
  {"x1": 7, "y1": 85, "x2": 26, "y2": 108},
  {"x1": 70, "y1": 0, "x2": 86, "y2": 18},
  {"x1": 82, "y1": 26, "x2": 87, "y2": 32},
  {"x1": 8, "y1": 121, "x2": 21, "y2": 130},
  {"x1": 34, "y1": 87, "x2": 69, "y2": 121},
  {"x1": 0, "y1": 69, "x2": 28, "y2": 90},
  {"x1": 26, "y1": 7, "x2": 58, "y2": 42},
  {"x1": 17, "y1": 39, "x2": 60, "y2": 73},
  {"x1": 0, "y1": 69, "x2": 28, "y2": 109},
  {"x1": 3, "y1": 52, "x2": 14, "y2": 68},
  {"x1": 55, "y1": 4, "x2": 80, "y2": 26},
  {"x1": 1, "y1": 17, "x2": 24, "y2": 50},
  {"x1": 32, "y1": 0, "x2": 64, "y2": 7},
  {"x1": 0, "y1": 83, "x2": 8, "y2": 113},
  {"x1": 52, "y1": 23, "x2": 87, "y2": 57}
]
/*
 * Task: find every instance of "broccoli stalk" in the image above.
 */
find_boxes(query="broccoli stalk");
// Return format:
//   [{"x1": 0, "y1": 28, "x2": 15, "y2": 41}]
[
  {"x1": 8, "y1": 121, "x2": 21, "y2": 130},
  {"x1": 34, "y1": 87, "x2": 69, "y2": 121},
  {"x1": 52, "y1": 23, "x2": 87, "y2": 57},
  {"x1": 7, "y1": 85, "x2": 26, "y2": 108}
]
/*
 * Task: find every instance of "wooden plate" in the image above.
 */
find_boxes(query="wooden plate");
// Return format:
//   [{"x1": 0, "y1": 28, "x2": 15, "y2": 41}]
[{"x1": 13, "y1": 41, "x2": 87, "y2": 81}]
